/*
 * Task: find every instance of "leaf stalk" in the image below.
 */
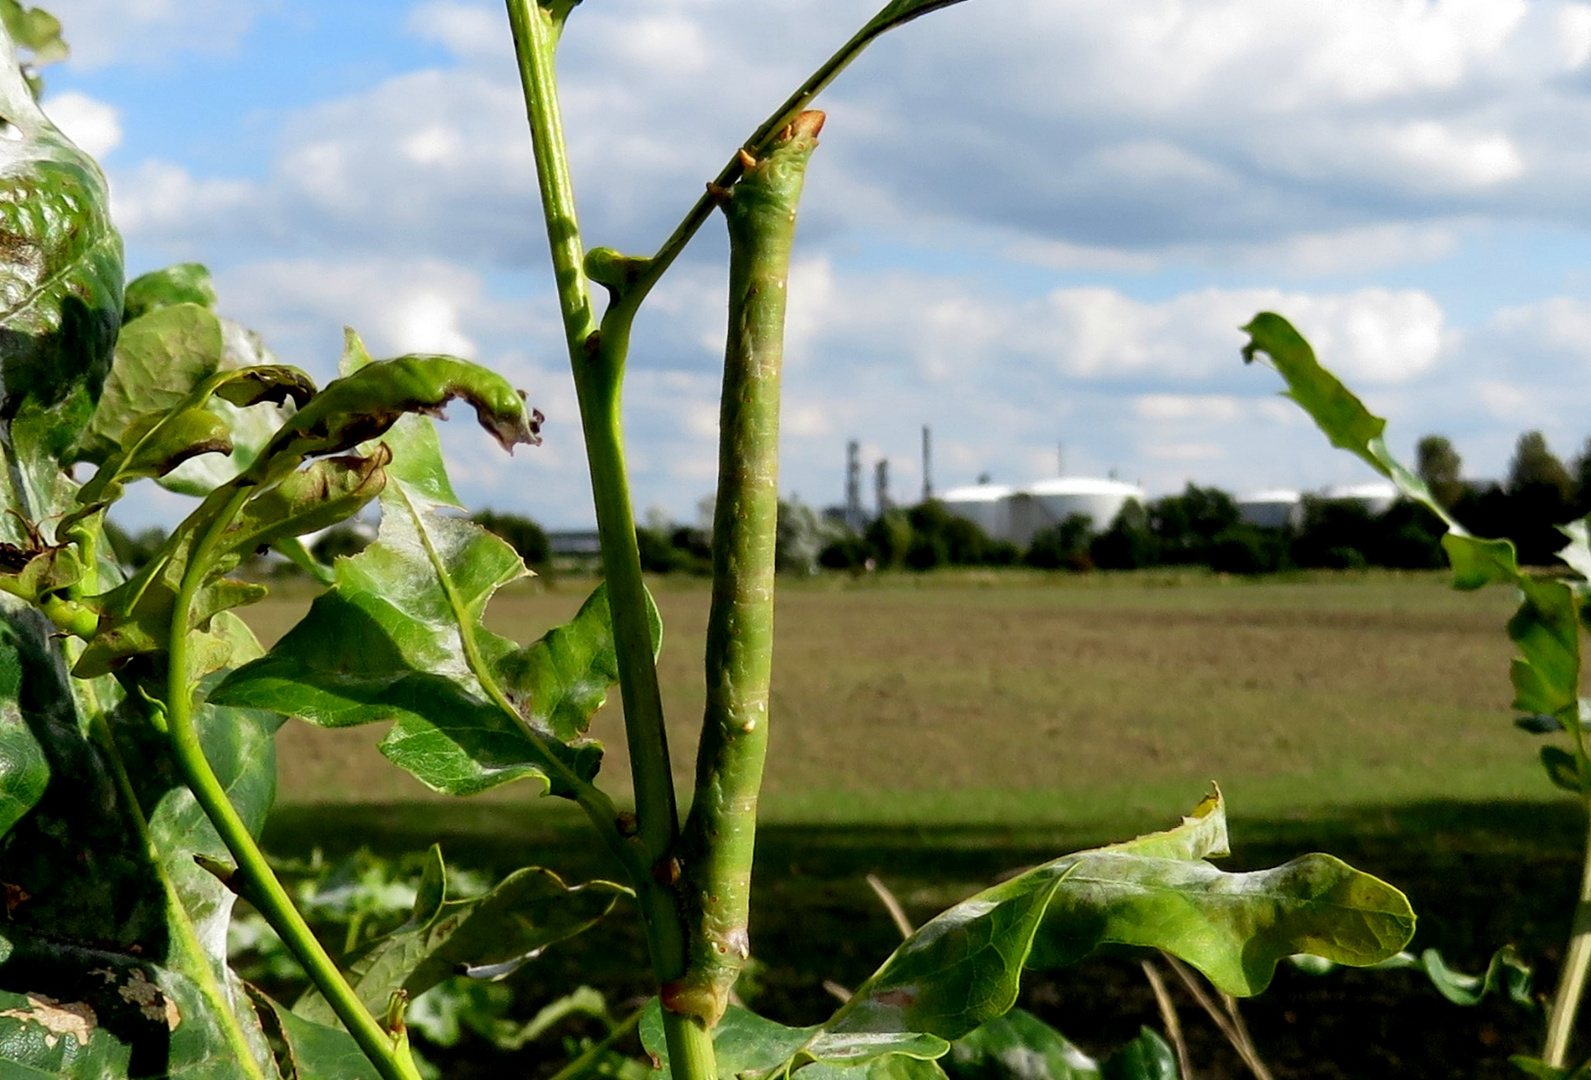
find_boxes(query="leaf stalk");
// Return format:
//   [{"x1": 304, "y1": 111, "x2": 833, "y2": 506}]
[{"x1": 163, "y1": 485, "x2": 423, "y2": 1080}]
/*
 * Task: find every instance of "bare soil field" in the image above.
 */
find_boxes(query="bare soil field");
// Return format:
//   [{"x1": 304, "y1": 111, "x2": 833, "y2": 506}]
[{"x1": 250, "y1": 569, "x2": 1536, "y2": 822}]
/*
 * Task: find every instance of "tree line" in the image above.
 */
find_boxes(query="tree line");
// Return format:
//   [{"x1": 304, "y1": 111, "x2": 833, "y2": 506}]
[
  {"x1": 100, "y1": 428, "x2": 1586, "y2": 577},
  {"x1": 811, "y1": 429, "x2": 1591, "y2": 574}
]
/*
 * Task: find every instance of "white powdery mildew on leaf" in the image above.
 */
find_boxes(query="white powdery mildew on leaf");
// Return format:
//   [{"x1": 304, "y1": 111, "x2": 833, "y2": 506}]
[{"x1": 0, "y1": 992, "x2": 97, "y2": 1047}]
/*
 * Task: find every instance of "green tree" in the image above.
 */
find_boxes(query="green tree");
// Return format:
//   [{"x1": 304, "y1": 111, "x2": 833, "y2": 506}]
[
  {"x1": 1509, "y1": 431, "x2": 1573, "y2": 498},
  {"x1": 1571, "y1": 437, "x2": 1591, "y2": 517},
  {"x1": 472, "y1": 509, "x2": 550, "y2": 566},
  {"x1": 1025, "y1": 513, "x2": 1094, "y2": 570},
  {"x1": 311, "y1": 523, "x2": 371, "y2": 564},
  {"x1": 1149, "y1": 484, "x2": 1239, "y2": 564},
  {"x1": 1507, "y1": 431, "x2": 1574, "y2": 566},
  {"x1": 1416, "y1": 434, "x2": 1465, "y2": 509},
  {"x1": 1091, "y1": 501, "x2": 1157, "y2": 570},
  {"x1": 864, "y1": 510, "x2": 914, "y2": 569},
  {"x1": 775, "y1": 497, "x2": 829, "y2": 573}
]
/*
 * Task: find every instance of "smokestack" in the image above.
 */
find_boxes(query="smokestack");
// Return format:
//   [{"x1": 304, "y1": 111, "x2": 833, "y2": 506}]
[
  {"x1": 922, "y1": 425, "x2": 933, "y2": 502},
  {"x1": 875, "y1": 458, "x2": 891, "y2": 519},
  {"x1": 1057, "y1": 442, "x2": 1065, "y2": 478},
  {"x1": 845, "y1": 440, "x2": 864, "y2": 531}
]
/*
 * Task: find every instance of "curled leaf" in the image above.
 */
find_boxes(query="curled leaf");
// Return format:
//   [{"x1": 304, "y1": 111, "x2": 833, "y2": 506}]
[
  {"x1": 253, "y1": 354, "x2": 542, "y2": 478},
  {"x1": 826, "y1": 790, "x2": 1413, "y2": 1041},
  {"x1": 122, "y1": 262, "x2": 217, "y2": 323},
  {"x1": 1243, "y1": 312, "x2": 1583, "y2": 736},
  {"x1": 294, "y1": 862, "x2": 626, "y2": 1027}
]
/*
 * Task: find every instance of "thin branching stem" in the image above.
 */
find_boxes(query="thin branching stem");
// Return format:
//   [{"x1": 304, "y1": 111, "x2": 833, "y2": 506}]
[
  {"x1": 503, "y1": 3, "x2": 713, "y2": 1075},
  {"x1": 163, "y1": 486, "x2": 422, "y2": 1080},
  {"x1": 626, "y1": 0, "x2": 972, "y2": 311}
]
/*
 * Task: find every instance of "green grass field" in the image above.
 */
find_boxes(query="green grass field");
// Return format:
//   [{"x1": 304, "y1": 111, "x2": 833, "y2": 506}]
[{"x1": 253, "y1": 568, "x2": 1542, "y2": 829}]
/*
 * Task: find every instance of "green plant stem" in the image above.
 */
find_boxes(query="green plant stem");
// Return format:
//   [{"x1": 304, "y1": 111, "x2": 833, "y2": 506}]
[
  {"x1": 669, "y1": 113, "x2": 824, "y2": 1028},
  {"x1": 504, "y1": 5, "x2": 714, "y2": 1076},
  {"x1": 1546, "y1": 806, "x2": 1591, "y2": 1066},
  {"x1": 624, "y1": 0, "x2": 968, "y2": 311},
  {"x1": 505, "y1": 0, "x2": 678, "y2": 868},
  {"x1": 67, "y1": 656, "x2": 270, "y2": 1080},
  {"x1": 545, "y1": 1007, "x2": 644, "y2": 1080},
  {"x1": 164, "y1": 486, "x2": 421, "y2": 1080}
]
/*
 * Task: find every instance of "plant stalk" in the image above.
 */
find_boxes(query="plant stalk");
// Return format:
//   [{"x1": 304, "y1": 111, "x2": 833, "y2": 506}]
[
  {"x1": 1546, "y1": 806, "x2": 1591, "y2": 1066},
  {"x1": 165, "y1": 486, "x2": 422, "y2": 1080},
  {"x1": 668, "y1": 112, "x2": 825, "y2": 1028},
  {"x1": 627, "y1": 0, "x2": 970, "y2": 312},
  {"x1": 504, "y1": 4, "x2": 714, "y2": 1075}
]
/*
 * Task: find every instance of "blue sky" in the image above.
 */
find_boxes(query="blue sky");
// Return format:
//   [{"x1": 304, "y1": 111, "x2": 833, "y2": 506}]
[{"x1": 37, "y1": 0, "x2": 1591, "y2": 528}]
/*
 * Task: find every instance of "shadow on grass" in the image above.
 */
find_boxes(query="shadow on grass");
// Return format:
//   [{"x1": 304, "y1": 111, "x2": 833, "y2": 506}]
[{"x1": 264, "y1": 798, "x2": 1583, "y2": 1080}]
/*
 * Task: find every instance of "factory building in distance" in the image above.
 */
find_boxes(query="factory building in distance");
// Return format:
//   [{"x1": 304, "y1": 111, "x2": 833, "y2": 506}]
[{"x1": 828, "y1": 430, "x2": 1402, "y2": 545}]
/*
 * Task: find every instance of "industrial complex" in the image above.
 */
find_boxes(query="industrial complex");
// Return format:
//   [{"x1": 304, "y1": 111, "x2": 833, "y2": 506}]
[{"x1": 829, "y1": 428, "x2": 1398, "y2": 544}]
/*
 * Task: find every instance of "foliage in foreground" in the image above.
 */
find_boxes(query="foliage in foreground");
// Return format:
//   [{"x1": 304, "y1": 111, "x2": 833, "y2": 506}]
[
  {"x1": 0, "y1": 7, "x2": 1427, "y2": 1080},
  {"x1": 1243, "y1": 312, "x2": 1591, "y2": 1075}
]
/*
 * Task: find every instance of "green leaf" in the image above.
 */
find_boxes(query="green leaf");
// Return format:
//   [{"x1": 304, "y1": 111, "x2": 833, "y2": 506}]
[
  {"x1": 946, "y1": 1010, "x2": 1101, "y2": 1080},
  {"x1": 295, "y1": 864, "x2": 626, "y2": 1026},
  {"x1": 255, "y1": 991, "x2": 378, "y2": 1080},
  {"x1": 0, "y1": 600, "x2": 280, "y2": 1078},
  {"x1": 0, "y1": 615, "x2": 48, "y2": 837},
  {"x1": 251, "y1": 353, "x2": 541, "y2": 482},
  {"x1": 123, "y1": 262, "x2": 217, "y2": 323},
  {"x1": 0, "y1": 22, "x2": 122, "y2": 488},
  {"x1": 212, "y1": 426, "x2": 650, "y2": 799},
  {"x1": 75, "y1": 451, "x2": 386, "y2": 680},
  {"x1": 1508, "y1": 1056, "x2": 1591, "y2": 1079},
  {"x1": 497, "y1": 582, "x2": 659, "y2": 745},
  {"x1": 1241, "y1": 314, "x2": 1387, "y2": 479},
  {"x1": 641, "y1": 1001, "x2": 949, "y2": 1080},
  {"x1": 864, "y1": 0, "x2": 974, "y2": 37},
  {"x1": 0, "y1": 3, "x2": 66, "y2": 85},
  {"x1": 74, "y1": 302, "x2": 315, "y2": 506},
  {"x1": 826, "y1": 791, "x2": 1413, "y2": 1041},
  {"x1": 1293, "y1": 944, "x2": 1535, "y2": 1009},
  {"x1": 1508, "y1": 578, "x2": 1581, "y2": 719},
  {"x1": 77, "y1": 303, "x2": 225, "y2": 464},
  {"x1": 1240, "y1": 312, "x2": 1462, "y2": 542},
  {"x1": 159, "y1": 320, "x2": 318, "y2": 497},
  {"x1": 1541, "y1": 746, "x2": 1585, "y2": 793},
  {"x1": 1099, "y1": 1030, "x2": 1177, "y2": 1080},
  {"x1": 1421, "y1": 946, "x2": 1536, "y2": 1009}
]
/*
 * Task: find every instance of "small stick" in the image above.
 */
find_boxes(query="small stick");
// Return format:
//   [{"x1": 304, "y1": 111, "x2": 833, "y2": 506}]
[
  {"x1": 1141, "y1": 960, "x2": 1193, "y2": 1080},
  {"x1": 822, "y1": 980, "x2": 853, "y2": 1004},
  {"x1": 1220, "y1": 991, "x2": 1276, "y2": 1080},
  {"x1": 1163, "y1": 955, "x2": 1273, "y2": 1080},
  {"x1": 866, "y1": 874, "x2": 914, "y2": 939}
]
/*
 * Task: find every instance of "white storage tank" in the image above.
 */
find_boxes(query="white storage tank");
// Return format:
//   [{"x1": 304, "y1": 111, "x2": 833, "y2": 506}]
[
  {"x1": 940, "y1": 482, "x2": 1014, "y2": 540},
  {"x1": 1237, "y1": 488, "x2": 1303, "y2": 530},
  {"x1": 1320, "y1": 481, "x2": 1398, "y2": 516},
  {"x1": 1007, "y1": 478, "x2": 1146, "y2": 547}
]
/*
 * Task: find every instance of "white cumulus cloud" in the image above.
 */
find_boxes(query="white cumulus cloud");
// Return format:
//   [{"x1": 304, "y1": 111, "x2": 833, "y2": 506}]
[{"x1": 43, "y1": 91, "x2": 121, "y2": 158}]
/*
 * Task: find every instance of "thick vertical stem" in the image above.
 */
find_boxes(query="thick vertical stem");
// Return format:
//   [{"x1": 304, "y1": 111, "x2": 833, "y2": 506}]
[
  {"x1": 667, "y1": 112, "x2": 825, "y2": 1027},
  {"x1": 1546, "y1": 807, "x2": 1591, "y2": 1066}
]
